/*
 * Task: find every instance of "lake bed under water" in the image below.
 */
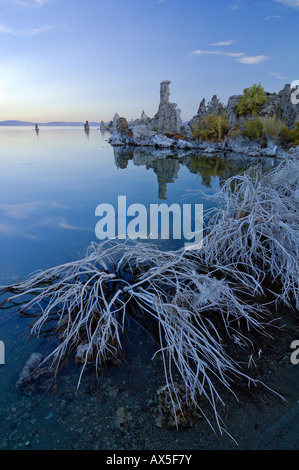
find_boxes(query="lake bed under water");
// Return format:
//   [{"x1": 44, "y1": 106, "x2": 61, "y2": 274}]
[{"x1": 0, "y1": 127, "x2": 285, "y2": 450}]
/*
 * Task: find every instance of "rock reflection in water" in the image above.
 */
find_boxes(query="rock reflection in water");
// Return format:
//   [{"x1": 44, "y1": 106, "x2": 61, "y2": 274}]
[{"x1": 113, "y1": 146, "x2": 273, "y2": 200}]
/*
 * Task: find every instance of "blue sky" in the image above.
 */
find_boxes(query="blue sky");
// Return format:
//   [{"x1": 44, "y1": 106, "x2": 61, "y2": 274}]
[{"x1": 0, "y1": 0, "x2": 298, "y2": 122}]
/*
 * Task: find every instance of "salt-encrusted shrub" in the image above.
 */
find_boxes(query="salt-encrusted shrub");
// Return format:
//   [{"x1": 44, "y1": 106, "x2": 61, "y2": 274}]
[{"x1": 1, "y1": 159, "x2": 298, "y2": 439}]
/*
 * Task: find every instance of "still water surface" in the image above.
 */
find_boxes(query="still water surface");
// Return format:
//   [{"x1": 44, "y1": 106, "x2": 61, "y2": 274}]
[{"x1": 0, "y1": 127, "x2": 275, "y2": 449}]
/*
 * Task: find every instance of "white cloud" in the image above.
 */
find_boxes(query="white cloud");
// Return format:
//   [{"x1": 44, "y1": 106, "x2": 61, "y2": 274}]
[
  {"x1": 209, "y1": 39, "x2": 237, "y2": 46},
  {"x1": 0, "y1": 24, "x2": 53, "y2": 36},
  {"x1": 230, "y1": 0, "x2": 242, "y2": 10},
  {"x1": 237, "y1": 55, "x2": 269, "y2": 64},
  {"x1": 41, "y1": 216, "x2": 91, "y2": 231},
  {"x1": 192, "y1": 49, "x2": 270, "y2": 65},
  {"x1": 0, "y1": 201, "x2": 67, "y2": 219},
  {"x1": 265, "y1": 15, "x2": 281, "y2": 19},
  {"x1": 270, "y1": 72, "x2": 288, "y2": 79},
  {"x1": 0, "y1": 223, "x2": 37, "y2": 239},
  {"x1": 273, "y1": 0, "x2": 299, "y2": 7},
  {"x1": 14, "y1": 0, "x2": 49, "y2": 7},
  {"x1": 192, "y1": 50, "x2": 244, "y2": 58}
]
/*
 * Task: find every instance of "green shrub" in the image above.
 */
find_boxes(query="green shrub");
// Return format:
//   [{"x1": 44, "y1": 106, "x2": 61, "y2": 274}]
[
  {"x1": 243, "y1": 117, "x2": 264, "y2": 140},
  {"x1": 236, "y1": 83, "x2": 268, "y2": 117},
  {"x1": 282, "y1": 125, "x2": 291, "y2": 143},
  {"x1": 281, "y1": 121, "x2": 299, "y2": 146},
  {"x1": 192, "y1": 112, "x2": 229, "y2": 142},
  {"x1": 244, "y1": 115, "x2": 287, "y2": 143},
  {"x1": 262, "y1": 115, "x2": 285, "y2": 141},
  {"x1": 227, "y1": 125, "x2": 241, "y2": 139}
]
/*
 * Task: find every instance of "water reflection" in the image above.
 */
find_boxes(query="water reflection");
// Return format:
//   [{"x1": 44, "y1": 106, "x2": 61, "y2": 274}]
[
  {"x1": 84, "y1": 121, "x2": 90, "y2": 139},
  {"x1": 0, "y1": 129, "x2": 280, "y2": 450},
  {"x1": 113, "y1": 146, "x2": 272, "y2": 200}
]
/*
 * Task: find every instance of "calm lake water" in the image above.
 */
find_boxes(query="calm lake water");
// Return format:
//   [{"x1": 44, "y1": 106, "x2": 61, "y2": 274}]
[{"x1": 0, "y1": 127, "x2": 276, "y2": 450}]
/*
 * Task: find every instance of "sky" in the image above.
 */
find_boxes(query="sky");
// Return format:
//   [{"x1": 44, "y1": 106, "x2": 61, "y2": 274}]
[{"x1": 0, "y1": 0, "x2": 298, "y2": 122}]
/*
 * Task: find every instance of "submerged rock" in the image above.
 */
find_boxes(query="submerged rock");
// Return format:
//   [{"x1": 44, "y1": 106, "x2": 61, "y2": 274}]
[
  {"x1": 76, "y1": 343, "x2": 93, "y2": 365},
  {"x1": 75, "y1": 334, "x2": 122, "y2": 369},
  {"x1": 153, "y1": 384, "x2": 202, "y2": 429},
  {"x1": 16, "y1": 353, "x2": 54, "y2": 396},
  {"x1": 114, "y1": 407, "x2": 133, "y2": 431}
]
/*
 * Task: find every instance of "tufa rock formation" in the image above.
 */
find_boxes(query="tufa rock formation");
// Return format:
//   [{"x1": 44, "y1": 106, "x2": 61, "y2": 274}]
[
  {"x1": 188, "y1": 94, "x2": 226, "y2": 136},
  {"x1": 190, "y1": 84, "x2": 299, "y2": 133},
  {"x1": 112, "y1": 113, "x2": 120, "y2": 133},
  {"x1": 152, "y1": 80, "x2": 182, "y2": 134},
  {"x1": 206, "y1": 95, "x2": 225, "y2": 116},
  {"x1": 110, "y1": 81, "x2": 182, "y2": 138},
  {"x1": 264, "y1": 84, "x2": 299, "y2": 128},
  {"x1": 108, "y1": 80, "x2": 299, "y2": 158}
]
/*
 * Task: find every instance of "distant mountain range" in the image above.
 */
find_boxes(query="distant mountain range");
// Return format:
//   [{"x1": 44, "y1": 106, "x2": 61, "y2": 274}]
[{"x1": 0, "y1": 121, "x2": 102, "y2": 126}]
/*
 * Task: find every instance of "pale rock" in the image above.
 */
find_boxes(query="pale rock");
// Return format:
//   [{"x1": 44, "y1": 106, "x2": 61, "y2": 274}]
[
  {"x1": 140, "y1": 110, "x2": 150, "y2": 123},
  {"x1": 177, "y1": 139, "x2": 194, "y2": 149},
  {"x1": 16, "y1": 353, "x2": 53, "y2": 395},
  {"x1": 152, "y1": 81, "x2": 182, "y2": 134},
  {"x1": 197, "y1": 98, "x2": 206, "y2": 117},
  {"x1": 152, "y1": 134, "x2": 175, "y2": 148},
  {"x1": 108, "y1": 80, "x2": 299, "y2": 158},
  {"x1": 277, "y1": 84, "x2": 299, "y2": 128},
  {"x1": 132, "y1": 124, "x2": 154, "y2": 140},
  {"x1": 206, "y1": 95, "x2": 225, "y2": 116},
  {"x1": 76, "y1": 343, "x2": 93, "y2": 364},
  {"x1": 226, "y1": 95, "x2": 242, "y2": 129},
  {"x1": 112, "y1": 113, "x2": 120, "y2": 133},
  {"x1": 265, "y1": 139, "x2": 278, "y2": 157},
  {"x1": 109, "y1": 132, "x2": 128, "y2": 146}
]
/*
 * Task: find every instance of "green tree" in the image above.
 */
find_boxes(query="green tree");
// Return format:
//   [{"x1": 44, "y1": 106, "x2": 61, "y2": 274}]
[{"x1": 236, "y1": 84, "x2": 268, "y2": 117}]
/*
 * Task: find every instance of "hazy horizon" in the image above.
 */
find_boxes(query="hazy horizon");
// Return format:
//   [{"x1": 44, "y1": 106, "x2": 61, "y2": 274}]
[
  {"x1": 0, "y1": 119, "x2": 102, "y2": 124},
  {"x1": 0, "y1": 0, "x2": 298, "y2": 123}
]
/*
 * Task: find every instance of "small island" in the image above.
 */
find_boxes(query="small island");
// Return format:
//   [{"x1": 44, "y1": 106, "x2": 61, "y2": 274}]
[{"x1": 107, "y1": 80, "x2": 299, "y2": 160}]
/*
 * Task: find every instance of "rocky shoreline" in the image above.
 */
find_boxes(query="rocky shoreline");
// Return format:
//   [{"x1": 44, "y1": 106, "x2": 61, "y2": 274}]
[
  {"x1": 109, "y1": 132, "x2": 299, "y2": 159},
  {"x1": 105, "y1": 80, "x2": 299, "y2": 160}
]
